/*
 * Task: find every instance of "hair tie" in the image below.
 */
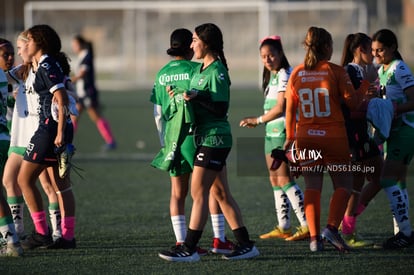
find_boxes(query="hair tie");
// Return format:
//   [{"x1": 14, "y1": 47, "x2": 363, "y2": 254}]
[
  {"x1": 0, "y1": 42, "x2": 12, "y2": 48},
  {"x1": 260, "y1": 35, "x2": 281, "y2": 44}
]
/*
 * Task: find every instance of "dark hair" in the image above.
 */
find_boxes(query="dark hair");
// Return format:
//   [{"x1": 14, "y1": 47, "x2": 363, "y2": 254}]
[
  {"x1": 0, "y1": 38, "x2": 13, "y2": 48},
  {"x1": 303, "y1": 26, "x2": 332, "y2": 70},
  {"x1": 166, "y1": 28, "x2": 193, "y2": 57},
  {"x1": 28, "y1": 24, "x2": 71, "y2": 75},
  {"x1": 372, "y1": 28, "x2": 403, "y2": 60},
  {"x1": 340, "y1": 33, "x2": 372, "y2": 66},
  {"x1": 260, "y1": 37, "x2": 291, "y2": 92},
  {"x1": 195, "y1": 23, "x2": 228, "y2": 70},
  {"x1": 73, "y1": 34, "x2": 94, "y2": 59}
]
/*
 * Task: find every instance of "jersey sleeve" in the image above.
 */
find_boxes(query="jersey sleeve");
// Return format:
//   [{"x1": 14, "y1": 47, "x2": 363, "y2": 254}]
[
  {"x1": 395, "y1": 61, "x2": 414, "y2": 90},
  {"x1": 276, "y1": 68, "x2": 291, "y2": 93},
  {"x1": 345, "y1": 64, "x2": 362, "y2": 89},
  {"x1": 209, "y1": 65, "x2": 230, "y2": 102},
  {"x1": 38, "y1": 60, "x2": 65, "y2": 93}
]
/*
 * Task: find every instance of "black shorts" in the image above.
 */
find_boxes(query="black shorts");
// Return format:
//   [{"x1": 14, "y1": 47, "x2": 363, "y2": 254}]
[
  {"x1": 78, "y1": 88, "x2": 99, "y2": 108},
  {"x1": 24, "y1": 118, "x2": 74, "y2": 165},
  {"x1": 193, "y1": 146, "x2": 230, "y2": 171}
]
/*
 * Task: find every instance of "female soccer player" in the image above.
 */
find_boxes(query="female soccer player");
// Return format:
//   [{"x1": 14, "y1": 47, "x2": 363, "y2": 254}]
[
  {"x1": 339, "y1": 32, "x2": 383, "y2": 248},
  {"x1": 2, "y1": 32, "x2": 64, "y2": 243},
  {"x1": 0, "y1": 38, "x2": 15, "y2": 130},
  {"x1": 17, "y1": 24, "x2": 76, "y2": 249},
  {"x1": 239, "y1": 36, "x2": 308, "y2": 241},
  {"x1": 284, "y1": 26, "x2": 365, "y2": 252},
  {"x1": 158, "y1": 23, "x2": 259, "y2": 262},
  {"x1": 151, "y1": 28, "x2": 234, "y2": 255},
  {"x1": 371, "y1": 29, "x2": 414, "y2": 249},
  {"x1": 0, "y1": 67, "x2": 23, "y2": 257},
  {"x1": 71, "y1": 35, "x2": 116, "y2": 151}
]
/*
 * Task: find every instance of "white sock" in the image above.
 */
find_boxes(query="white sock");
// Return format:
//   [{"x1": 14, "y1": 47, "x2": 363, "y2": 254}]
[
  {"x1": 283, "y1": 182, "x2": 307, "y2": 227},
  {"x1": 171, "y1": 215, "x2": 186, "y2": 243},
  {"x1": 393, "y1": 216, "x2": 399, "y2": 235},
  {"x1": 49, "y1": 206, "x2": 62, "y2": 240},
  {"x1": 273, "y1": 187, "x2": 291, "y2": 230},
  {"x1": 9, "y1": 202, "x2": 25, "y2": 236},
  {"x1": 0, "y1": 218, "x2": 19, "y2": 244},
  {"x1": 384, "y1": 185, "x2": 412, "y2": 236},
  {"x1": 211, "y1": 213, "x2": 226, "y2": 242}
]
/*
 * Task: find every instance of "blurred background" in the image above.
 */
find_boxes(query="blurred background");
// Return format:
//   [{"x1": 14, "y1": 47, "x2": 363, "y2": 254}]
[{"x1": 0, "y1": 0, "x2": 412, "y2": 90}]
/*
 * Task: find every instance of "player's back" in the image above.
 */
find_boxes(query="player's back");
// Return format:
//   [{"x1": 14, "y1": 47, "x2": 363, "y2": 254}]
[{"x1": 288, "y1": 61, "x2": 358, "y2": 134}]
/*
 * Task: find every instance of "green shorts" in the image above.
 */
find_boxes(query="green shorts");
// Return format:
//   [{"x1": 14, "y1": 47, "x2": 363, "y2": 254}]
[
  {"x1": 8, "y1": 146, "x2": 26, "y2": 157},
  {"x1": 386, "y1": 124, "x2": 414, "y2": 164},
  {"x1": 169, "y1": 134, "x2": 195, "y2": 177},
  {"x1": 264, "y1": 136, "x2": 285, "y2": 155}
]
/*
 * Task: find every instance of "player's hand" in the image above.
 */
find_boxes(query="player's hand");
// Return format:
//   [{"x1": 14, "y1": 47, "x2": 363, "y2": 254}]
[
  {"x1": 239, "y1": 117, "x2": 258, "y2": 128},
  {"x1": 183, "y1": 89, "x2": 198, "y2": 101}
]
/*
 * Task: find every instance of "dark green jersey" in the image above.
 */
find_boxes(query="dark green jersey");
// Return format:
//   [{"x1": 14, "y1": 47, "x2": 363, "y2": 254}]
[{"x1": 190, "y1": 60, "x2": 232, "y2": 148}]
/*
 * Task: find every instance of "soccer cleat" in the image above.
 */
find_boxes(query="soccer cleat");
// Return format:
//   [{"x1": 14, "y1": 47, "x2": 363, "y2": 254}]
[
  {"x1": 322, "y1": 227, "x2": 350, "y2": 252},
  {"x1": 176, "y1": 242, "x2": 207, "y2": 256},
  {"x1": 383, "y1": 231, "x2": 414, "y2": 249},
  {"x1": 260, "y1": 226, "x2": 292, "y2": 239},
  {"x1": 21, "y1": 231, "x2": 53, "y2": 250},
  {"x1": 196, "y1": 246, "x2": 208, "y2": 256},
  {"x1": 210, "y1": 238, "x2": 235, "y2": 255},
  {"x1": 309, "y1": 237, "x2": 324, "y2": 252},
  {"x1": 101, "y1": 142, "x2": 117, "y2": 152},
  {"x1": 158, "y1": 244, "x2": 200, "y2": 262},
  {"x1": 222, "y1": 242, "x2": 259, "y2": 260},
  {"x1": 285, "y1": 226, "x2": 310, "y2": 241},
  {"x1": 47, "y1": 237, "x2": 76, "y2": 249},
  {"x1": 342, "y1": 232, "x2": 374, "y2": 248},
  {"x1": 55, "y1": 143, "x2": 75, "y2": 178},
  {"x1": 0, "y1": 242, "x2": 24, "y2": 257}
]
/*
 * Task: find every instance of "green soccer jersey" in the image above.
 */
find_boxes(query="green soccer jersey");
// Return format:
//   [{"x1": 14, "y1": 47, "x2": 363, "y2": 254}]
[
  {"x1": 150, "y1": 59, "x2": 198, "y2": 120},
  {"x1": 0, "y1": 70, "x2": 10, "y2": 139},
  {"x1": 263, "y1": 68, "x2": 291, "y2": 138},
  {"x1": 189, "y1": 60, "x2": 232, "y2": 148}
]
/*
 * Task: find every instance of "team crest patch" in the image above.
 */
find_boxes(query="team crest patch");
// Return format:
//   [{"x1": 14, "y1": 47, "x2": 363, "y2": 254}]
[
  {"x1": 198, "y1": 76, "x2": 206, "y2": 86},
  {"x1": 41, "y1": 62, "x2": 51, "y2": 70}
]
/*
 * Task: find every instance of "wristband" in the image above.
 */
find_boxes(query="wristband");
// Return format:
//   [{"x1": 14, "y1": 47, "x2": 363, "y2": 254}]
[{"x1": 257, "y1": 116, "x2": 263, "y2": 124}]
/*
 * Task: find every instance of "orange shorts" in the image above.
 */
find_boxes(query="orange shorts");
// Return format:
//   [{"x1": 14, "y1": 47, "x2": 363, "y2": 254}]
[{"x1": 294, "y1": 125, "x2": 350, "y2": 167}]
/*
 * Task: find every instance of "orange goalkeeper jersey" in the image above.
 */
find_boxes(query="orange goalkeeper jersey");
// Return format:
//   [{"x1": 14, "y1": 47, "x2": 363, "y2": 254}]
[{"x1": 285, "y1": 60, "x2": 364, "y2": 140}]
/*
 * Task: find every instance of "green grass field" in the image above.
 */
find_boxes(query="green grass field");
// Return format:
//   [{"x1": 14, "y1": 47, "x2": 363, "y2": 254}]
[{"x1": 1, "y1": 88, "x2": 414, "y2": 274}]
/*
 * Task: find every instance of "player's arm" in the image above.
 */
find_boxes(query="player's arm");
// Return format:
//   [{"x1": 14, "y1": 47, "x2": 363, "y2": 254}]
[
  {"x1": 52, "y1": 87, "x2": 69, "y2": 147},
  {"x1": 71, "y1": 64, "x2": 87, "y2": 83},
  {"x1": 240, "y1": 91, "x2": 285, "y2": 128},
  {"x1": 284, "y1": 80, "x2": 298, "y2": 148},
  {"x1": 153, "y1": 104, "x2": 165, "y2": 147},
  {"x1": 193, "y1": 92, "x2": 228, "y2": 117}
]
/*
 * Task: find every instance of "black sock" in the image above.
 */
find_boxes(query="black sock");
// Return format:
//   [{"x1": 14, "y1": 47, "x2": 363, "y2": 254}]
[
  {"x1": 326, "y1": 224, "x2": 338, "y2": 232},
  {"x1": 233, "y1": 226, "x2": 251, "y2": 246},
  {"x1": 184, "y1": 229, "x2": 203, "y2": 251}
]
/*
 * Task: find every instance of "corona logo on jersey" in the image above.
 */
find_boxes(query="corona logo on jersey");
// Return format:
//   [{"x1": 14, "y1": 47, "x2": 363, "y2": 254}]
[{"x1": 158, "y1": 73, "x2": 191, "y2": 86}]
